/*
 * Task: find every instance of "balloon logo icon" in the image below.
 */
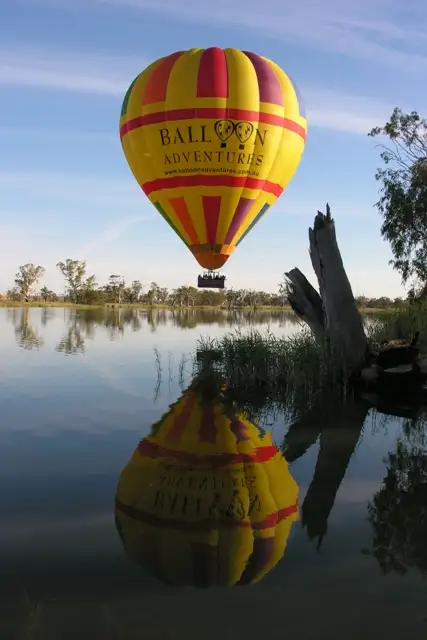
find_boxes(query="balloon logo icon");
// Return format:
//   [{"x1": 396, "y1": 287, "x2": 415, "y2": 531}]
[
  {"x1": 235, "y1": 121, "x2": 254, "y2": 149},
  {"x1": 214, "y1": 120, "x2": 235, "y2": 148}
]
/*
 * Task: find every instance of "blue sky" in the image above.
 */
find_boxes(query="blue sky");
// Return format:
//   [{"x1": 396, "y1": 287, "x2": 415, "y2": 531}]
[{"x1": 1, "y1": 0, "x2": 426, "y2": 297}]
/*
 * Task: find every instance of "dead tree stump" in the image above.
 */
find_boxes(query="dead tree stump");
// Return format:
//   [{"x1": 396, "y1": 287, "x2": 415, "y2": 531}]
[{"x1": 284, "y1": 204, "x2": 368, "y2": 372}]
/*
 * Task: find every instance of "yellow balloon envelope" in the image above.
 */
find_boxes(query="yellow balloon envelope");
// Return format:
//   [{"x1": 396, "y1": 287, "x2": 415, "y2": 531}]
[
  {"x1": 115, "y1": 377, "x2": 299, "y2": 587},
  {"x1": 120, "y1": 47, "x2": 307, "y2": 270}
]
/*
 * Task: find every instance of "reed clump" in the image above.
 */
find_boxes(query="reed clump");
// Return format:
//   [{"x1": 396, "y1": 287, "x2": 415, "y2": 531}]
[
  {"x1": 195, "y1": 305, "x2": 427, "y2": 411},
  {"x1": 195, "y1": 327, "x2": 346, "y2": 413},
  {"x1": 366, "y1": 302, "x2": 427, "y2": 351}
]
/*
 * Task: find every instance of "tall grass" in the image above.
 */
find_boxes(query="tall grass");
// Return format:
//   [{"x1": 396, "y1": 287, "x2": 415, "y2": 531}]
[
  {"x1": 366, "y1": 302, "x2": 427, "y2": 350},
  {"x1": 194, "y1": 326, "x2": 348, "y2": 419},
  {"x1": 194, "y1": 305, "x2": 427, "y2": 415}
]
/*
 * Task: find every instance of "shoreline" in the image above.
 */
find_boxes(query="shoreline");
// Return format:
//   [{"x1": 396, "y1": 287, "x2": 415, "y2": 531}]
[{"x1": 0, "y1": 301, "x2": 395, "y2": 313}]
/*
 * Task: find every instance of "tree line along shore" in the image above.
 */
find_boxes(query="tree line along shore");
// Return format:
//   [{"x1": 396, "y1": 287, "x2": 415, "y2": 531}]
[{"x1": 1, "y1": 258, "x2": 408, "y2": 311}]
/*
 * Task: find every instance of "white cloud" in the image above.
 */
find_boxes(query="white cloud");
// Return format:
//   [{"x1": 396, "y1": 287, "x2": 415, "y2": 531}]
[
  {"x1": 0, "y1": 45, "x2": 143, "y2": 95},
  {"x1": 304, "y1": 89, "x2": 395, "y2": 135},
  {"x1": 0, "y1": 169, "x2": 144, "y2": 206},
  {"x1": 0, "y1": 44, "x2": 399, "y2": 136},
  {"x1": 0, "y1": 127, "x2": 115, "y2": 142},
  {"x1": 76, "y1": 214, "x2": 146, "y2": 257},
  {"x1": 90, "y1": 0, "x2": 427, "y2": 70}
]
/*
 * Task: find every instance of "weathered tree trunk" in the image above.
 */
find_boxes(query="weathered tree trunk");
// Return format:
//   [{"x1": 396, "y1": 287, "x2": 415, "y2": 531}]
[{"x1": 285, "y1": 204, "x2": 367, "y2": 372}]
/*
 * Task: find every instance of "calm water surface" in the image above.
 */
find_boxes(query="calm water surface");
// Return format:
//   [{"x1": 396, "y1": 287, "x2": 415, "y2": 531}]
[{"x1": 0, "y1": 307, "x2": 426, "y2": 639}]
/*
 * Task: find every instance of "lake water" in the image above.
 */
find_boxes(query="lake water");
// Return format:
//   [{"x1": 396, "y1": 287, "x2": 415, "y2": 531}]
[{"x1": 1, "y1": 307, "x2": 426, "y2": 640}]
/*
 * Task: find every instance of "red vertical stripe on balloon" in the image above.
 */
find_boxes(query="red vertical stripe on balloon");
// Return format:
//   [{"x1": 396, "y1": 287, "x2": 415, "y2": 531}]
[
  {"x1": 169, "y1": 197, "x2": 199, "y2": 244},
  {"x1": 142, "y1": 51, "x2": 184, "y2": 105},
  {"x1": 199, "y1": 405, "x2": 217, "y2": 443},
  {"x1": 166, "y1": 394, "x2": 196, "y2": 445},
  {"x1": 196, "y1": 47, "x2": 229, "y2": 98},
  {"x1": 202, "y1": 195, "x2": 222, "y2": 245},
  {"x1": 224, "y1": 198, "x2": 254, "y2": 245},
  {"x1": 229, "y1": 416, "x2": 250, "y2": 442},
  {"x1": 242, "y1": 51, "x2": 284, "y2": 106}
]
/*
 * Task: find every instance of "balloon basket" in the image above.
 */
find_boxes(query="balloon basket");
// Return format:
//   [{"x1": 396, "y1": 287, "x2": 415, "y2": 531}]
[{"x1": 197, "y1": 272, "x2": 226, "y2": 289}]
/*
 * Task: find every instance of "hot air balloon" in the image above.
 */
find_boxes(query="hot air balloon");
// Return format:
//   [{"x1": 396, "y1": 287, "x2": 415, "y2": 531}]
[
  {"x1": 115, "y1": 373, "x2": 299, "y2": 587},
  {"x1": 119, "y1": 47, "x2": 307, "y2": 289}
]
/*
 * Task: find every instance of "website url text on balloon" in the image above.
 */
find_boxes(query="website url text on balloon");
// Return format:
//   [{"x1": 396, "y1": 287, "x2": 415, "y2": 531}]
[{"x1": 164, "y1": 167, "x2": 260, "y2": 177}]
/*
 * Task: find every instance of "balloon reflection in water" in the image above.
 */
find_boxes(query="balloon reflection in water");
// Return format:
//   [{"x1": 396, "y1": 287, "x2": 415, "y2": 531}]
[{"x1": 115, "y1": 374, "x2": 299, "y2": 587}]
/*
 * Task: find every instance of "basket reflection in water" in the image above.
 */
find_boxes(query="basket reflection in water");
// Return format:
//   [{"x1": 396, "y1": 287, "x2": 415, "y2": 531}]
[{"x1": 115, "y1": 373, "x2": 299, "y2": 587}]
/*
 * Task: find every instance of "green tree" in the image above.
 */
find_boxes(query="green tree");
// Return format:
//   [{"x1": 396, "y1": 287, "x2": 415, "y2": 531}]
[
  {"x1": 373, "y1": 296, "x2": 393, "y2": 309},
  {"x1": 40, "y1": 286, "x2": 50, "y2": 301},
  {"x1": 355, "y1": 296, "x2": 369, "y2": 309},
  {"x1": 156, "y1": 286, "x2": 169, "y2": 304},
  {"x1": 245, "y1": 289, "x2": 259, "y2": 309},
  {"x1": 393, "y1": 297, "x2": 406, "y2": 308},
  {"x1": 56, "y1": 259, "x2": 96, "y2": 303},
  {"x1": 128, "y1": 280, "x2": 143, "y2": 303},
  {"x1": 40, "y1": 286, "x2": 57, "y2": 302},
  {"x1": 146, "y1": 281, "x2": 160, "y2": 305},
  {"x1": 108, "y1": 274, "x2": 125, "y2": 304},
  {"x1": 6, "y1": 288, "x2": 21, "y2": 301},
  {"x1": 171, "y1": 285, "x2": 198, "y2": 307},
  {"x1": 14, "y1": 263, "x2": 45, "y2": 300},
  {"x1": 80, "y1": 278, "x2": 102, "y2": 304},
  {"x1": 369, "y1": 108, "x2": 427, "y2": 293},
  {"x1": 225, "y1": 289, "x2": 240, "y2": 310}
]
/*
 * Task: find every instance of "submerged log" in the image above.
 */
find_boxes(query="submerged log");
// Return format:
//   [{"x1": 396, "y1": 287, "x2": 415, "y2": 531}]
[{"x1": 284, "y1": 204, "x2": 367, "y2": 372}]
